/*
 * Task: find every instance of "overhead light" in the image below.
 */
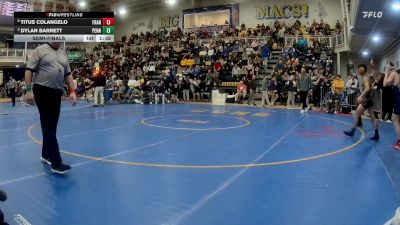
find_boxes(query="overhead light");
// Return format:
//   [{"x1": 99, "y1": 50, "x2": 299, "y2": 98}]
[
  {"x1": 372, "y1": 34, "x2": 380, "y2": 42},
  {"x1": 362, "y1": 50, "x2": 369, "y2": 56},
  {"x1": 393, "y1": 2, "x2": 400, "y2": 10},
  {"x1": 15, "y1": 65, "x2": 19, "y2": 68},
  {"x1": 165, "y1": 0, "x2": 176, "y2": 5},
  {"x1": 118, "y1": 7, "x2": 127, "y2": 16},
  {"x1": 78, "y1": 1, "x2": 86, "y2": 8}
]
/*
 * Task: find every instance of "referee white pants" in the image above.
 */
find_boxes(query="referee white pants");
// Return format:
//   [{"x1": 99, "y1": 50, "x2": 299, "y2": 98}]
[
  {"x1": 94, "y1": 86, "x2": 104, "y2": 106},
  {"x1": 261, "y1": 91, "x2": 270, "y2": 106}
]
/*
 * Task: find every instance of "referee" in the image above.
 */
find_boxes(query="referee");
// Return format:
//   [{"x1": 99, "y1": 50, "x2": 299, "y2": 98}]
[
  {"x1": 25, "y1": 42, "x2": 77, "y2": 175},
  {"x1": 8, "y1": 76, "x2": 16, "y2": 107}
]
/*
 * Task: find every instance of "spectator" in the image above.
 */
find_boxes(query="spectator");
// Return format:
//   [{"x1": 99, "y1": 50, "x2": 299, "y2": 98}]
[
  {"x1": 8, "y1": 76, "x2": 16, "y2": 107},
  {"x1": 154, "y1": 81, "x2": 166, "y2": 104},
  {"x1": 346, "y1": 73, "x2": 359, "y2": 106},
  {"x1": 192, "y1": 65, "x2": 202, "y2": 77},
  {"x1": 235, "y1": 80, "x2": 247, "y2": 103},
  {"x1": 190, "y1": 77, "x2": 201, "y2": 101},
  {"x1": 335, "y1": 20, "x2": 342, "y2": 33},
  {"x1": 332, "y1": 74, "x2": 345, "y2": 93},
  {"x1": 246, "y1": 45, "x2": 255, "y2": 57},
  {"x1": 297, "y1": 67, "x2": 313, "y2": 113},
  {"x1": 105, "y1": 77, "x2": 114, "y2": 102},
  {"x1": 247, "y1": 75, "x2": 257, "y2": 106},
  {"x1": 261, "y1": 44, "x2": 271, "y2": 69},
  {"x1": 276, "y1": 59, "x2": 285, "y2": 70},
  {"x1": 378, "y1": 72, "x2": 393, "y2": 123},
  {"x1": 232, "y1": 64, "x2": 241, "y2": 80},
  {"x1": 278, "y1": 26, "x2": 286, "y2": 47},
  {"x1": 92, "y1": 72, "x2": 106, "y2": 107},
  {"x1": 140, "y1": 81, "x2": 154, "y2": 104},
  {"x1": 169, "y1": 82, "x2": 180, "y2": 103},
  {"x1": 207, "y1": 47, "x2": 215, "y2": 61},
  {"x1": 326, "y1": 87, "x2": 341, "y2": 113},
  {"x1": 182, "y1": 77, "x2": 190, "y2": 102},
  {"x1": 260, "y1": 75, "x2": 270, "y2": 107},
  {"x1": 268, "y1": 76, "x2": 279, "y2": 106},
  {"x1": 286, "y1": 75, "x2": 297, "y2": 108},
  {"x1": 214, "y1": 59, "x2": 223, "y2": 73}
]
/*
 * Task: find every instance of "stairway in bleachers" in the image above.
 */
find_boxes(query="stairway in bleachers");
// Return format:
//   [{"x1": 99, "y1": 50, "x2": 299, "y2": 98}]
[
  {"x1": 256, "y1": 50, "x2": 282, "y2": 79},
  {"x1": 266, "y1": 50, "x2": 282, "y2": 74}
]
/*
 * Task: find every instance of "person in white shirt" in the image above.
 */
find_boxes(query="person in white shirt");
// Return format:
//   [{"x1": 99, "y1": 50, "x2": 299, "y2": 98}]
[
  {"x1": 207, "y1": 48, "x2": 215, "y2": 61},
  {"x1": 148, "y1": 62, "x2": 156, "y2": 76},
  {"x1": 232, "y1": 64, "x2": 241, "y2": 80},
  {"x1": 251, "y1": 40, "x2": 258, "y2": 49},
  {"x1": 346, "y1": 74, "x2": 359, "y2": 105},
  {"x1": 199, "y1": 48, "x2": 207, "y2": 59},
  {"x1": 246, "y1": 63, "x2": 254, "y2": 75},
  {"x1": 143, "y1": 63, "x2": 149, "y2": 75},
  {"x1": 346, "y1": 74, "x2": 359, "y2": 90},
  {"x1": 278, "y1": 27, "x2": 286, "y2": 47},
  {"x1": 240, "y1": 65, "x2": 248, "y2": 77},
  {"x1": 128, "y1": 77, "x2": 136, "y2": 90},
  {"x1": 218, "y1": 45, "x2": 223, "y2": 53},
  {"x1": 246, "y1": 46, "x2": 255, "y2": 57},
  {"x1": 134, "y1": 77, "x2": 141, "y2": 89}
]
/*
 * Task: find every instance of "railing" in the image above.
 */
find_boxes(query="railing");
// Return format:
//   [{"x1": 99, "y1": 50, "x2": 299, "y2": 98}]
[
  {"x1": 0, "y1": 32, "x2": 345, "y2": 64},
  {"x1": 93, "y1": 48, "x2": 114, "y2": 58},
  {"x1": 0, "y1": 48, "x2": 25, "y2": 57},
  {"x1": 114, "y1": 33, "x2": 343, "y2": 55},
  {"x1": 319, "y1": 87, "x2": 382, "y2": 114},
  {"x1": 284, "y1": 33, "x2": 345, "y2": 49}
]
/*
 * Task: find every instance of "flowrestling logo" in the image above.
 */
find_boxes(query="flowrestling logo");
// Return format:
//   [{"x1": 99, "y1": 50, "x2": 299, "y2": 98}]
[{"x1": 362, "y1": 11, "x2": 383, "y2": 18}]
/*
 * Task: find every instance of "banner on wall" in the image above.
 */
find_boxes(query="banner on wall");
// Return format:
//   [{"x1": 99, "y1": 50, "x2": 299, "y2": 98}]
[
  {"x1": 159, "y1": 15, "x2": 180, "y2": 29},
  {"x1": 182, "y1": 4, "x2": 239, "y2": 31},
  {"x1": 255, "y1": 4, "x2": 309, "y2": 20}
]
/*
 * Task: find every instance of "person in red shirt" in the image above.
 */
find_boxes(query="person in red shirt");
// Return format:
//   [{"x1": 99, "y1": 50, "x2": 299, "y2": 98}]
[
  {"x1": 213, "y1": 60, "x2": 223, "y2": 86},
  {"x1": 214, "y1": 60, "x2": 223, "y2": 73},
  {"x1": 235, "y1": 80, "x2": 247, "y2": 103}
]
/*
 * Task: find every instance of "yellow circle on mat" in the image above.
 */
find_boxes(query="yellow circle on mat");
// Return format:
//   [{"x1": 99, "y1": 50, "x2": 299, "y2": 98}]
[
  {"x1": 27, "y1": 115, "x2": 365, "y2": 169},
  {"x1": 141, "y1": 115, "x2": 251, "y2": 131}
]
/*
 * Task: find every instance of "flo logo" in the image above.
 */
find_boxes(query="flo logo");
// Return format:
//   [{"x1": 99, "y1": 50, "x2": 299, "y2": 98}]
[{"x1": 362, "y1": 11, "x2": 383, "y2": 18}]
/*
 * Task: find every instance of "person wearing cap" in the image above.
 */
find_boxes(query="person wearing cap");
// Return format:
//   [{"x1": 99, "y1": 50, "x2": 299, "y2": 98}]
[{"x1": 24, "y1": 42, "x2": 77, "y2": 175}]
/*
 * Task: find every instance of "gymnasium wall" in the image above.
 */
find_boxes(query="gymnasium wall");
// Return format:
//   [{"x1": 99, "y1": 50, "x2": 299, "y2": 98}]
[
  {"x1": 115, "y1": 0, "x2": 343, "y2": 39},
  {"x1": 336, "y1": 52, "x2": 379, "y2": 77},
  {"x1": 377, "y1": 41, "x2": 400, "y2": 73}
]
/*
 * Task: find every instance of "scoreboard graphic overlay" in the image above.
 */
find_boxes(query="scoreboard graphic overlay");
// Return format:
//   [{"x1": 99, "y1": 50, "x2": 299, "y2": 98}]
[{"x1": 14, "y1": 12, "x2": 114, "y2": 42}]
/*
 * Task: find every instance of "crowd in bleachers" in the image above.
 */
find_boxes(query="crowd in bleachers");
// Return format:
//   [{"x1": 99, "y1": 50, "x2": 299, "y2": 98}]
[{"x1": 50, "y1": 20, "x2": 358, "y2": 113}]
